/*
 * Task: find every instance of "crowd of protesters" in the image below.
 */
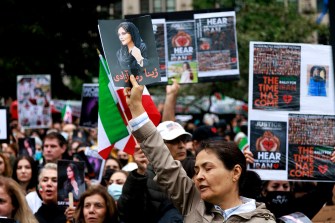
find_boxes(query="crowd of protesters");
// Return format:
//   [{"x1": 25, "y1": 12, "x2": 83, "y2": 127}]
[{"x1": 0, "y1": 77, "x2": 334, "y2": 223}]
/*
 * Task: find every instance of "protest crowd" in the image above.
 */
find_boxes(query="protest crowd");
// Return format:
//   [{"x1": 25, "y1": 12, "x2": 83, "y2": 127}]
[{"x1": 0, "y1": 75, "x2": 334, "y2": 223}]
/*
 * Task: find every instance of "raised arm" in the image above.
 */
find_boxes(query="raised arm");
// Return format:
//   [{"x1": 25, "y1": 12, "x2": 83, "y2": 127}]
[
  {"x1": 124, "y1": 75, "x2": 199, "y2": 215},
  {"x1": 162, "y1": 78, "x2": 179, "y2": 122}
]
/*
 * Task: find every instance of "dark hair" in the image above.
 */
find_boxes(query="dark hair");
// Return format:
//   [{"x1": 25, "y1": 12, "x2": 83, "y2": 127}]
[
  {"x1": 261, "y1": 180, "x2": 294, "y2": 193},
  {"x1": 66, "y1": 163, "x2": 82, "y2": 183},
  {"x1": 12, "y1": 155, "x2": 38, "y2": 193},
  {"x1": 239, "y1": 170, "x2": 262, "y2": 199},
  {"x1": 43, "y1": 131, "x2": 67, "y2": 147},
  {"x1": 192, "y1": 125, "x2": 219, "y2": 142},
  {"x1": 117, "y1": 22, "x2": 142, "y2": 48},
  {"x1": 105, "y1": 156, "x2": 122, "y2": 171},
  {"x1": 74, "y1": 185, "x2": 118, "y2": 223},
  {"x1": 183, "y1": 61, "x2": 194, "y2": 80},
  {"x1": 196, "y1": 140, "x2": 246, "y2": 193},
  {"x1": 6, "y1": 143, "x2": 19, "y2": 157}
]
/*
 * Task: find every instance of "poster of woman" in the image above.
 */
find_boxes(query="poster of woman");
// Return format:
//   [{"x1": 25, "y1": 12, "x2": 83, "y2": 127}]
[
  {"x1": 18, "y1": 137, "x2": 35, "y2": 157},
  {"x1": 16, "y1": 75, "x2": 51, "y2": 129},
  {"x1": 307, "y1": 65, "x2": 329, "y2": 97},
  {"x1": 98, "y1": 15, "x2": 161, "y2": 87},
  {"x1": 57, "y1": 160, "x2": 85, "y2": 207}
]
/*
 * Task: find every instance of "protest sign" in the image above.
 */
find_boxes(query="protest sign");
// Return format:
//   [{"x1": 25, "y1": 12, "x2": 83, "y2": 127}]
[
  {"x1": 17, "y1": 75, "x2": 51, "y2": 129},
  {"x1": 98, "y1": 15, "x2": 161, "y2": 87},
  {"x1": 248, "y1": 42, "x2": 335, "y2": 181},
  {"x1": 79, "y1": 84, "x2": 99, "y2": 128}
]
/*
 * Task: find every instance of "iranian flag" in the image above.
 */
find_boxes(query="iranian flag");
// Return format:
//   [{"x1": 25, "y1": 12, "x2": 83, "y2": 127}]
[
  {"x1": 61, "y1": 103, "x2": 72, "y2": 124},
  {"x1": 98, "y1": 53, "x2": 161, "y2": 158},
  {"x1": 98, "y1": 55, "x2": 129, "y2": 159}
]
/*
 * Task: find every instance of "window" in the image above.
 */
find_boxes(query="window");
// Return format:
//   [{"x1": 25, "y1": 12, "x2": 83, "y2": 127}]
[
  {"x1": 140, "y1": 0, "x2": 150, "y2": 13},
  {"x1": 140, "y1": 0, "x2": 175, "y2": 13}
]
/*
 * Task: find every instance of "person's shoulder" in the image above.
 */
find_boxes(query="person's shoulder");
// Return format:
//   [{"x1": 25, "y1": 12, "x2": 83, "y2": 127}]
[{"x1": 139, "y1": 42, "x2": 147, "y2": 49}]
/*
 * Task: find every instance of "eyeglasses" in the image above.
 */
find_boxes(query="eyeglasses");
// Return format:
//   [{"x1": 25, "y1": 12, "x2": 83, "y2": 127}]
[{"x1": 164, "y1": 135, "x2": 190, "y2": 145}]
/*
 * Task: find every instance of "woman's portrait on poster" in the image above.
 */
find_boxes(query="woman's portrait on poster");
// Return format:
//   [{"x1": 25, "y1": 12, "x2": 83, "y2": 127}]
[
  {"x1": 63, "y1": 162, "x2": 85, "y2": 203},
  {"x1": 116, "y1": 21, "x2": 149, "y2": 75},
  {"x1": 308, "y1": 65, "x2": 327, "y2": 96}
]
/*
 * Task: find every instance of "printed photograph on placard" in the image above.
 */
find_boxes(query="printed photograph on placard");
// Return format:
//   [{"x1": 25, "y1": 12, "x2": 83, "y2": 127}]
[
  {"x1": 0, "y1": 106, "x2": 9, "y2": 143},
  {"x1": 79, "y1": 84, "x2": 98, "y2": 128},
  {"x1": 87, "y1": 155, "x2": 104, "y2": 184},
  {"x1": 18, "y1": 137, "x2": 36, "y2": 157},
  {"x1": 152, "y1": 19, "x2": 167, "y2": 82},
  {"x1": 306, "y1": 65, "x2": 329, "y2": 97},
  {"x1": 98, "y1": 16, "x2": 161, "y2": 87},
  {"x1": 17, "y1": 75, "x2": 52, "y2": 129},
  {"x1": 166, "y1": 20, "x2": 198, "y2": 84},
  {"x1": 194, "y1": 11, "x2": 239, "y2": 77},
  {"x1": 167, "y1": 61, "x2": 198, "y2": 84},
  {"x1": 252, "y1": 44, "x2": 301, "y2": 111},
  {"x1": 249, "y1": 120, "x2": 287, "y2": 170},
  {"x1": 57, "y1": 160, "x2": 86, "y2": 207},
  {"x1": 288, "y1": 114, "x2": 335, "y2": 181}
]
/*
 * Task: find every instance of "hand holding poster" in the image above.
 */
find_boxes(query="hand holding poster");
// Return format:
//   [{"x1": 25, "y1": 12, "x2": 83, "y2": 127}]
[{"x1": 98, "y1": 16, "x2": 161, "y2": 87}]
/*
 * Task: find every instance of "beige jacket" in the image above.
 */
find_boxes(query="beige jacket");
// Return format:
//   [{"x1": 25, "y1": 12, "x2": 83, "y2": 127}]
[{"x1": 133, "y1": 121, "x2": 276, "y2": 223}]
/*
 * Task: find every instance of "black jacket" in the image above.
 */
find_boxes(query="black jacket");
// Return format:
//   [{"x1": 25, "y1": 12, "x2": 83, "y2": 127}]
[
  {"x1": 117, "y1": 164, "x2": 183, "y2": 223},
  {"x1": 35, "y1": 203, "x2": 67, "y2": 223},
  {"x1": 116, "y1": 42, "x2": 148, "y2": 75},
  {"x1": 259, "y1": 182, "x2": 334, "y2": 219}
]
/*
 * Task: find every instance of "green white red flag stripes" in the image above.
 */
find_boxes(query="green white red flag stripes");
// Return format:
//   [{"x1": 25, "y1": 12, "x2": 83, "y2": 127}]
[
  {"x1": 98, "y1": 54, "x2": 129, "y2": 159},
  {"x1": 61, "y1": 103, "x2": 72, "y2": 124},
  {"x1": 97, "y1": 53, "x2": 161, "y2": 158}
]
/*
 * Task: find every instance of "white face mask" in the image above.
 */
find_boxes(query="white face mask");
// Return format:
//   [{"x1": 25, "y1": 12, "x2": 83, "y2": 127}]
[{"x1": 107, "y1": 183, "x2": 123, "y2": 201}]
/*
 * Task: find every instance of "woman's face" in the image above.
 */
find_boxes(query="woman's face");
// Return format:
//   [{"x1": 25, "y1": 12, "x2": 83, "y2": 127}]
[
  {"x1": 266, "y1": 181, "x2": 290, "y2": 192},
  {"x1": 118, "y1": 27, "x2": 132, "y2": 46},
  {"x1": 0, "y1": 187, "x2": 15, "y2": 218},
  {"x1": 24, "y1": 139, "x2": 30, "y2": 147},
  {"x1": 194, "y1": 150, "x2": 238, "y2": 205},
  {"x1": 83, "y1": 194, "x2": 107, "y2": 223},
  {"x1": 3, "y1": 146, "x2": 16, "y2": 159},
  {"x1": 104, "y1": 159, "x2": 120, "y2": 172},
  {"x1": 67, "y1": 166, "x2": 74, "y2": 179},
  {"x1": 16, "y1": 159, "x2": 32, "y2": 183},
  {"x1": 0, "y1": 156, "x2": 5, "y2": 175},
  {"x1": 109, "y1": 172, "x2": 127, "y2": 186}
]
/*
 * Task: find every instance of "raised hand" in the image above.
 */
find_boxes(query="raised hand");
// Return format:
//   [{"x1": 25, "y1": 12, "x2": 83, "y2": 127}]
[
  {"x1": 243, "y1": 149, "x2": 255, "y2": 165},
  {"x1": 124, "y1": 75, "x2": 145, "y2": 118},
  {"x1": 133, "y1": 143, "x2": 149, "y2": 175}
]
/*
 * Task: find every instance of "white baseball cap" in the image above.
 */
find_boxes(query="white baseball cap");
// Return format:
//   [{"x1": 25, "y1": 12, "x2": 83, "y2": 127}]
[{"x1": 157, "y1": 121, "x2": 192, "y2": 141}]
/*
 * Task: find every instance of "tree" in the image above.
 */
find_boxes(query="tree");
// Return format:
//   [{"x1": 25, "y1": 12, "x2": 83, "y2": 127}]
[{"x1": 0, "y1": 0, "x2": 117, "y2": 102}]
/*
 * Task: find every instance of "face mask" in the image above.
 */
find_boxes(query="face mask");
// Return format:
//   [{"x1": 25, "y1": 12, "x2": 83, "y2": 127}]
[
  {"x1": 35, "y1": 151, "x2": 43, "y2": 161},
  {"x1": 263, "y1": 191, "x2": 294, "y2": 218},
  {"x1": 119, "y1": 159, "x2": 128, "y2": 167},
  {"x1": 108, "y1": 184, "x2": 123, "y2": 201}
]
